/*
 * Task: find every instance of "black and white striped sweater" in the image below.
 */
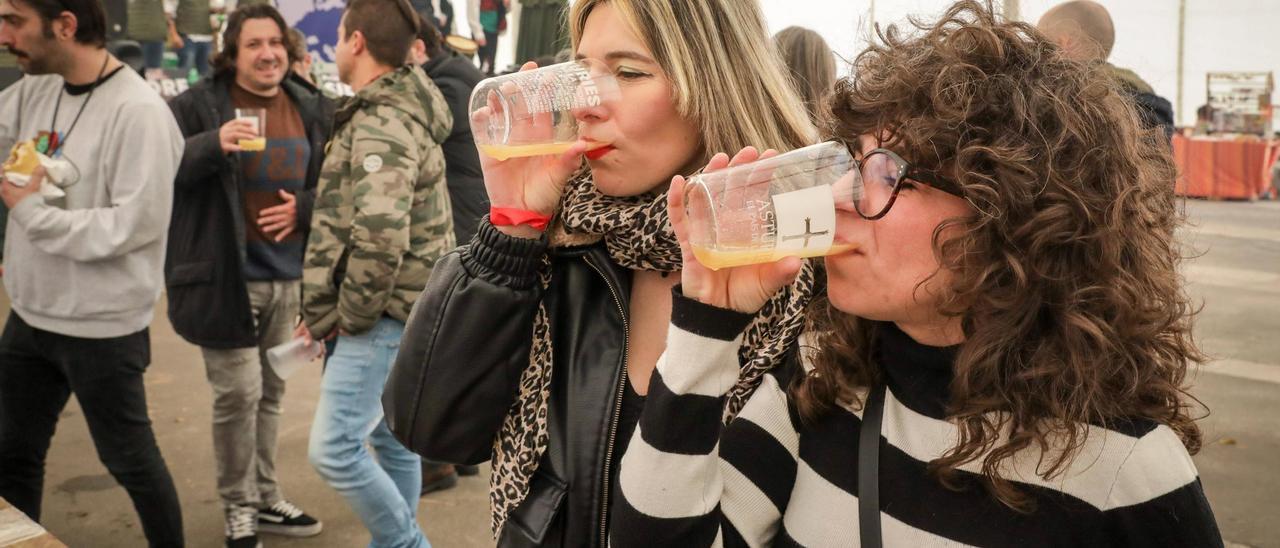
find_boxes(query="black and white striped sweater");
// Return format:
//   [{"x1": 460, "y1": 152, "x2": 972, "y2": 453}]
[{"x1": 610, "y1": 291, "x2": 1222, "y2": 547}]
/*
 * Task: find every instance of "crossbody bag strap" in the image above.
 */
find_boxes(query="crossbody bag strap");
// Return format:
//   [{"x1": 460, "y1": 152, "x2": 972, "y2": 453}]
[{"x1": 858, "y1": 383, "x2": 886, "y2": 548}]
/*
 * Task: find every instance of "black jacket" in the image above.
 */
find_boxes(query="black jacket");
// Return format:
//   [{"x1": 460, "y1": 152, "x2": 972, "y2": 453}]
[
  {"x1": 1107, "y1": 64, "x2": 1175, "y2": 142},
  {"x1": 165, "y1": 73, "x2": 334, "y2": 349},
  {"x1": 422, "y1": 50, "x2": 489, "y2": 244},
  {"x1": 1130, "y1": 89, "x2": 1175, "y2": 142},
  {"x1": 385, "y1": 219, "x2": 631, "y2": 547}
]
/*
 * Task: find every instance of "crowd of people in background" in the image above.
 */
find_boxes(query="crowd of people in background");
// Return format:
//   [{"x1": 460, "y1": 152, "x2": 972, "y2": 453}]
[
  {"x1": 106, "y1": 0, "x2": 507, "y2": 84},
  {"x1": 0, "y1": 0, "x2": 1226, "y2": 547}
]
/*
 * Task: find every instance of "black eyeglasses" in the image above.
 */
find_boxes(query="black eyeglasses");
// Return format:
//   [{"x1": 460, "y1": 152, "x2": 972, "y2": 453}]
[{"x1": 849, "y1": 148, "x2": 965, "y2": 220}]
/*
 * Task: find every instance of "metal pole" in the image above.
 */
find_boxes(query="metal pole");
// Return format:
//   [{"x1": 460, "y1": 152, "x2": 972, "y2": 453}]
[
  {"x1": 869, "y1": 0, "x2": 876, "y2": 37},
  {"x1": 1004, "y1": 0, "x2": 1021, "y2": 22},
  {"x1": 1177, "y1": 0, "x2": 1187, "y2": 125}
]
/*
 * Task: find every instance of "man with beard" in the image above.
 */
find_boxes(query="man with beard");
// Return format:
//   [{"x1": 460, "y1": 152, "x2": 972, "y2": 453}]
[
  {"x1": 0, "y1": 0, "x2": 184, "y2": 545},
  {"x1": 166, "y1": 4, "x2": 330, "y2": 547}
]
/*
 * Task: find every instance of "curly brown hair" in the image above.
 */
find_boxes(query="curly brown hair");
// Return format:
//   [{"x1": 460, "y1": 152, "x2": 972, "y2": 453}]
[{"x1": 796, "y1": 0, "x2": 1204, "y2": 511}]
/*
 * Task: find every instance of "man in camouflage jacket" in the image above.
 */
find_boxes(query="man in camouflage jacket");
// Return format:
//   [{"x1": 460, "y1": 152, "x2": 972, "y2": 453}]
[
  {"x1": 299, "y1": 63, "x2": 453, "y2": 337},
  {"x1": 298, "y1": 0, "x2": 451, "y2": 544}
]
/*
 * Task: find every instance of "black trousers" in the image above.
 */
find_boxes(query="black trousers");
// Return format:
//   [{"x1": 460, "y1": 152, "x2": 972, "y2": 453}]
[
  {"x1": 0, "y1": 312, "x2": 184, "y2": 547},
  {"x1": 478, "y1": 29, "x2": 499, "y2": 75}
]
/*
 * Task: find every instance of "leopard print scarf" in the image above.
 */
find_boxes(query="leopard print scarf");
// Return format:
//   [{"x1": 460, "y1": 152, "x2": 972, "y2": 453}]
[{"x1": 488, "y1": 175, "x2": 817, "y2": 536}]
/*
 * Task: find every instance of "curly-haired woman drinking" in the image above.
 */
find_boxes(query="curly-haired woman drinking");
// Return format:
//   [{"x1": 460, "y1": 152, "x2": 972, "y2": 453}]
[{"x1": 610, "y1": 2, "x2": 1222, "y2": 546}]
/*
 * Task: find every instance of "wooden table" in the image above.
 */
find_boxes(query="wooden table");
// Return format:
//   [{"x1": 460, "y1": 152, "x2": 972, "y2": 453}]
[
  {"x1": 0, "y1": 498, "x2": 63, "y2": 548},
  {"x1": 1173, "y1": 135, "x2": 1279, "y2": 200}
]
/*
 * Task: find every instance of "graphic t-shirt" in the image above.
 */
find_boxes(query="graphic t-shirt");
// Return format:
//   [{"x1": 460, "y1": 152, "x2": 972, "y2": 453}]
[{"x1": 230, "y1": 83, "x2": 311, "y2": 281}]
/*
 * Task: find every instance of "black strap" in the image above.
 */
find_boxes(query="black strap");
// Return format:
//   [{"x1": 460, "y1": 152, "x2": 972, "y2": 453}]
[
  {"x1": 858, "y1": 383, "x2": 886, "y2": 548},
  {"x1": 47, "y1": 52, "x2": 110, "y2": 157}
]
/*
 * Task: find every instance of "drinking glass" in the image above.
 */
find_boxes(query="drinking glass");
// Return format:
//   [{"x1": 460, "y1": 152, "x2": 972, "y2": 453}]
[
  {"x1": 235, "y1": 108, "x2": 266, "y2": 152},
  {"x1": 469, "y1": 60, "x2": 620, "y2": 160},
  {"x1": 265, "y1": 337, "x2": 324, "y2": 380},
  {"x1": 683, "y1": 141, "x2": 861, "y2": 270}
]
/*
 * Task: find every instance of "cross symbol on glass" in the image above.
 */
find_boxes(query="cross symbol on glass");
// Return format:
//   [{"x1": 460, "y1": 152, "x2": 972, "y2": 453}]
[{"x1": 781, "y1": 217, "x2": 829, "y2": 247}]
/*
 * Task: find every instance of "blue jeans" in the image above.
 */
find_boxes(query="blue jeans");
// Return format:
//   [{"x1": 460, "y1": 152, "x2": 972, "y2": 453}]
[
  {"x1": 308, "y1": 317, "x2": 428, "y2": 548},
  {"x1": 177, "y1": 36, "x2": 212, "y2": 75},
  {"x1": 139, "y1": 40, "x2": 165, "y2": 69}
]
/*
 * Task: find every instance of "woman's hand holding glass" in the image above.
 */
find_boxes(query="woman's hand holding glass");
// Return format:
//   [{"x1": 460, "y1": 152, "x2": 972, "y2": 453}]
[
  {"x1": 670, "y1": 147, "x2": 804, "y2": 314},
  {"x1": 472, "y1": 61, "x2": 590, "y2": 237}
]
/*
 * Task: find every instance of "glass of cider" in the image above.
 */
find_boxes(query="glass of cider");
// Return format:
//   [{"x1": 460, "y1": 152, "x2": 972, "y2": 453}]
[
  {"x1": 468, "y1": 60, "x2": 620, "y2": 161},
  {"x1": 235, "y1": 108, "x2": 266, "y2": 152},
  {"x1": 682, "y1": 142, "x2": 862, "y2": 270}
]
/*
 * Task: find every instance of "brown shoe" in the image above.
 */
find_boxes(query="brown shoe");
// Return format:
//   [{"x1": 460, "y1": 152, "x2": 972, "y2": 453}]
[{"x1": 420, "y1": 463, "x2": 458, "y2": 496}]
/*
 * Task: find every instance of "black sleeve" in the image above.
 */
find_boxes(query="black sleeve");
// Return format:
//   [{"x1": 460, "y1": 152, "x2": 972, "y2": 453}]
[
  {"x1": 437, "y1": 80, "x2": 472, "y2": 145},
  {"x1": 1131, "y1": 91, "x2": 1176, "y2": 144},
  {"x1": 296, "y1": 93, "x2": 334, "y2": 232},
  {"x1": 293, "y1": 188, "x2": 316, "y2": 230},
  {"x1": 169, "y1": 93, "x2": 229, "y2": 190},
  {"x1": 383, "y1": 217, "x2": 548, "y2": 464}
]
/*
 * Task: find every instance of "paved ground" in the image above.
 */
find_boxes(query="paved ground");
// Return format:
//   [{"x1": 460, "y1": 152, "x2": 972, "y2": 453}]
[{"x1": 4, "y1": 198, "x2": 1278, "y2": 547}]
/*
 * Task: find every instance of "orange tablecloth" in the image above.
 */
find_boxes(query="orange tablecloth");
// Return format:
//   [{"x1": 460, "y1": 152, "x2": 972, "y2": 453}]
[{"x1": 1173, "y1": 135, "x2": 1278, "y2": 199}]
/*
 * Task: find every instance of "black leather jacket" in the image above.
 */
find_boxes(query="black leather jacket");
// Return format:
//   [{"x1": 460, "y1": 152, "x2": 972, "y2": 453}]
[{"x1": 385, "y1": 218, "x2": 632, "y2": 547}]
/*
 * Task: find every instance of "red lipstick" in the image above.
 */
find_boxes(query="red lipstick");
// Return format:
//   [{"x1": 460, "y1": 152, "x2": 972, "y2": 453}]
[{"x1": 585, "y1": 144, "x2": 615, "y2": 160}]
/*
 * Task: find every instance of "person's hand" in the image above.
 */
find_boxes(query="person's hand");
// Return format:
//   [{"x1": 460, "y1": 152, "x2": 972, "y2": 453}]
[
  {"x1": 474, "y1": 34, "x2": 487, "y2": 47},
  {"x1": 670, "y1": 147, "x2": 802, "y2": 314},
  {"x1": 293, "y1": 320, "x2": 338, "y2": 343},
  {"x1": 258, "y1": 190, "x2": 298, "y2": 242},
  {"x1": 1, "y1": 166, "x2": 44, "y2": 209},
  {"x1": 218, "y1": 119, "x2": 257, "y2": 154},
  {"x1": 472, "y1": 61, "x2": 587, "y2": 238},
  {"x1": 293, "y1": 321, "x2": 314, "y2": 344}
]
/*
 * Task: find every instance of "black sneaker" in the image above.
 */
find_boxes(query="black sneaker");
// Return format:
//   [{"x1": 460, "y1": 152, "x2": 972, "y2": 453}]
[
  {"x1": 456, "y1": 464, "x2": 480, "y2": 476},
  {"x1": 225, "y1": 504, "x2": 261, "y2": 548},
  {"x1": 258, "y1": 500, "x2": 323, "y2": 537}
]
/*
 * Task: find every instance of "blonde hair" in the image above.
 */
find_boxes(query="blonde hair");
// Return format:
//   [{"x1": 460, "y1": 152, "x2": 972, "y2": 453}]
[
  {"x1": 773, "y1": 26, "x2": 837, "y2": 124},
  {"x1": 569, "y1": 0, "x2": 817, "y2": 163}
]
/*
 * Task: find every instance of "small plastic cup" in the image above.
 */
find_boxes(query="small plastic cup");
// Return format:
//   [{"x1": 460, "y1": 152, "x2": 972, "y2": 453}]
[
  {"x1": 235, "y1": 108, "x2": 266, "y2": 152},
  {"x1": 469, "y1": 59, "x2": 620, "y2": 161},
  {"x1": 683, "y1": 141, "x2": 861, "y2": 270},
  {"x1": 265, "y1": 337, "x2": 324, "y2": 380}
]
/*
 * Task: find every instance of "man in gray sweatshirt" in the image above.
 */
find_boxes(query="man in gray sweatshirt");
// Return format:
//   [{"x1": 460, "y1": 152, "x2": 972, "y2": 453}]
[{"x1": 0, "y1": 0, "x2": 185, "y2": 545}]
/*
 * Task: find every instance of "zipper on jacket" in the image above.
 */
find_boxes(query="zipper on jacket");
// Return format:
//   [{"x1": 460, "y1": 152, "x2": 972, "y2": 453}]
[{"x1": 583, "y1": 253, "x2": 629, "y2": 548}]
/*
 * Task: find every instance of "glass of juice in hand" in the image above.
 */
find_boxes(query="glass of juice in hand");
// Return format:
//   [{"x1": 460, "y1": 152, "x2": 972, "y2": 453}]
[
  {"x1": 235, "y1": 108, "x2": 266, "y2": 152},
  {"x1": 469, "y1": 60, "x2": 621, "y2": 160},
  {"x1": 682, "y1": 141, "x2": 861, "y2": 270}
]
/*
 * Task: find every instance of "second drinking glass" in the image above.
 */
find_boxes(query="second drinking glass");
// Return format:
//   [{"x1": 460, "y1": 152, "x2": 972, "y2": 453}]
[{"x1": 682, "y1": 141, "x2": 862, "y2": 270}]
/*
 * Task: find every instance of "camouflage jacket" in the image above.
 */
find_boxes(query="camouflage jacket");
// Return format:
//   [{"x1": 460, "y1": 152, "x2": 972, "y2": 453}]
[{"x1": 301, "y1": 65, "x2": 454, "y2": 336}]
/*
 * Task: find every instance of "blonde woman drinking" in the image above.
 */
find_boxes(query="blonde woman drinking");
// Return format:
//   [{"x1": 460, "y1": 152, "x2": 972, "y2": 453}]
[{"x1": 383, "y1": 1, "x2": 815, "y2": 546}]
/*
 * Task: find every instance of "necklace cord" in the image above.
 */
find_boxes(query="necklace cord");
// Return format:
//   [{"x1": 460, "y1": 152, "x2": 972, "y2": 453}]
[{"x1": 47, "y1": 51, "x2": 111, "y2": 157}]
